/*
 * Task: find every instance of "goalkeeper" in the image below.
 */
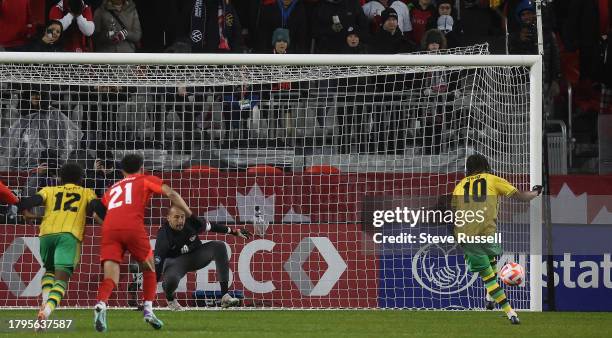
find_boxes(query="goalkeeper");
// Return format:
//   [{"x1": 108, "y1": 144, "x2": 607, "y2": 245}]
[
  {"x1": 452, "y1": 154, "x2": 542, "y2": 325},
  {"x1": 154, "y1": 205, "x2": 251, "y2": 311}
]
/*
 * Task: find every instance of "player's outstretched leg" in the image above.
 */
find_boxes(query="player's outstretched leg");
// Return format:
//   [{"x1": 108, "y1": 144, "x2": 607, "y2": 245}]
[{"x1": 480, "y1": 266, "x2": 520, "y2": 324}]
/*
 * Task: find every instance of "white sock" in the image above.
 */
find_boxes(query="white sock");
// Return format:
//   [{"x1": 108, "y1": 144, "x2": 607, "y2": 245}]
[
  {"x1": 143, "y1": 301, "x2": 153, "y2": 314},
  {"x1": 42, "y1": 304, "x2": 52, "y2": 318},
  {"x1": 42, "y1": 290, "x2": 50, "y2": 304}
]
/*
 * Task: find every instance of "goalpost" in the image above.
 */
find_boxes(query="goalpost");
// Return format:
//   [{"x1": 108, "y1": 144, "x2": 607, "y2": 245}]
[{"x1": 0, "y1": 52, "x2": 542, "y2": 311}]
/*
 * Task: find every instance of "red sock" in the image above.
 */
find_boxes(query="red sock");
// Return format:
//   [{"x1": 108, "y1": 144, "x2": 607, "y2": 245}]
[
  {"x1": 142, "y1": 271, "x2": 157, "y2": 302},
  {"x1": 97, "y1": 278, "x2": 116, "y2": 303}
]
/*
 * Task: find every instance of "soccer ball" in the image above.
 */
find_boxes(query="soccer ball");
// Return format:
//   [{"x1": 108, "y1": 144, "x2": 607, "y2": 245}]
[{"x1": 499, "y1": 262, "x2": 525, "y2": 286}]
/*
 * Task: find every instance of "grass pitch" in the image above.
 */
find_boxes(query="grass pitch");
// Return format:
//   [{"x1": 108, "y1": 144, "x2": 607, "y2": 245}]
[{"x1": 0, "y1": 309, "x2": 611, "y2": 338}]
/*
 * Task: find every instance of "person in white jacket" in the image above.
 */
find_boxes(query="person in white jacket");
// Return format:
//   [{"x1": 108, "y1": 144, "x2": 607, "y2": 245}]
[{"x1": 362, "y1": 0, "x2": 412, "y2": 36}]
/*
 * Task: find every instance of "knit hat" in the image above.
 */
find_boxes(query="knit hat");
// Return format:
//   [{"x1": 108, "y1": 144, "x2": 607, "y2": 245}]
[
  {"x1": 272, "y1": 28, "x2": 290, "y2": 46},
  {"x1": 515, "y1": 0, "x2": 535, "y2": 22},
  {"x1": 380, "y1": 7, "x2": 398, "y2": 24},
  {"x1": 437, "y1": 15, "x2": 454, "y2": 32}
]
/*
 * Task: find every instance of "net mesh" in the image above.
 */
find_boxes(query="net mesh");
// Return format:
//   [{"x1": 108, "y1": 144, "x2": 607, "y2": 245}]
[{"x1": 0, "y1": 44, "x2": 535, "y2": 309}]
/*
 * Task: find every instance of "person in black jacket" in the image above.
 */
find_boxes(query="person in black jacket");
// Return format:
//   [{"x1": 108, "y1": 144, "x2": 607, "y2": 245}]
[
  {"x1": 371, "y1": 7, "x2": 410, "y2": 54},
  {"x1": 256, "y1": 0, "x2": 309, "y2": 53},
  {"x1": 311, "y1": 0, "x2": 369, "y2": 53},
  {"x1": 22, "y1": 20, "x2": 64, "y2": 52},
  {"x1": 154, "y1": 205, "x2": 251, "y2": 311}
]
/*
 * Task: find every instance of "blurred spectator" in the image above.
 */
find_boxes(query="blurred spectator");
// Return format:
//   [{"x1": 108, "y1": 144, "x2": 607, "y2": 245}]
[
  {"x1": 564, "y1": 0, "x2": 606, "y2": 83},
  {"x1": 256, "y1": 0, "x2": 309, "y2": 53},
  {"x1": 362, "y1": 0, "x2": 412, "y2": 36},
  {"x1": 22, "y1": 20, "x2": 64, "y2": 52},
  {"x1": 0, "y1": 0, "x2": 39, "y2": 50},
  {"x1": 19, "y1": 84, "x2": 48, "y2": 117},
  {"x1": 421, "y1": 28, "x2": 446, "y2": 52},
  {"x1": 408, "y1": 0, "x2": 436, "y2": 46},
  {"x1": 189, "y1": 0, "x2": 244, "y2": 53},
  {"x1": 509, "y1": 1, "x2": 537, "y2": 54},
  {"x1": 343, "y1": 26, "x2": 368, "y2": 53},
  {"x1": 371, "y1": 7, "x2": 411, "y2": 54},
  {"x1": 427, "y1": 0, "x2": 461, "y2": 48},
  {"x1": 272, "y1": 28, "x2": 290, "y2": 53},
  {"x1": 93, "y1": 0, "x2": 142, "y2": 52},
  {"x1": 23, "y1": 149, "x2": 60, "y2": 219},
  {"x1": 49, "y1": 0, "x2": 95, "y2": 52},
  {"x1": 312, "y1": 0, "x2": 369, "y2": 53}
]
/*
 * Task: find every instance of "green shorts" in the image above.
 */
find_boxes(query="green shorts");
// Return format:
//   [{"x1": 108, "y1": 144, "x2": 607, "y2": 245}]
[
  {"x1": 463, "y1": 243, "x2": 502, "y2": 273},
  {"x1": 39, "y1": 233, "x2": 81, "y2": 275}
]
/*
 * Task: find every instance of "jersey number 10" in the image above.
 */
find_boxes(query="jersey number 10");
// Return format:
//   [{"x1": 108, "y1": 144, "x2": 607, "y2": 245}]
[
  {"x1": 463, "y1": 178, "x2": 487, "y2": 203},
  {"x1": 108, "y1": 183, "x2": 133, "y2": 210}
]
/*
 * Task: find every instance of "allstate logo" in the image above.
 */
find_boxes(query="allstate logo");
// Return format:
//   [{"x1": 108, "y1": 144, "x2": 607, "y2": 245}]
[
  {"x1": 191, "y1": 30, "x2": 203, "y2": 43},
  {"x1": 412, "y1": 243, "x2": 478, "y2": 295}
]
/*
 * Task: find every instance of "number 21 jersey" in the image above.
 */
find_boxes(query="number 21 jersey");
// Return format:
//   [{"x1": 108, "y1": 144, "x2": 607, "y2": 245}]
[{"x1": 101, "y1": 174, "x2": 164, "y2": 231}]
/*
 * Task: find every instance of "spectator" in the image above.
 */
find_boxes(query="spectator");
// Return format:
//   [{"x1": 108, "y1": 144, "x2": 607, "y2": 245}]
[
  {"x1": 564, "y1": 0, "x2": 604, "y2": 83},
  {"x1": 312, "y1": 0, "x2": 369, "y2": 53},
  {"x1": 509, "y1": 1, "x2": 537, "y2": 54},
  {"x1": 427, "y1": 0, "x2": 461, "y2": 48},
  {"x1": 421, "y1": 28, "x2": 447, "y2": 52},
  {"x1": 272, "y1": 28, "x2": 290, "y2": 53},
  {"x1": 19, "y1": 84, "x2": 48, "y2": 117},
  {"x1": 189, "y1": 0, "x2": 244, "y2": 53},
  {"x1": 362, "y1": 0, "x2": 412, "y2": 36},
  {"x1": 408, "y1": 0, "x2": 436, "y2": 46},
  {"x1": 49, "y1": 0, "x2": 95, "y2": 52},
  {"x1": 22, "y1": 20, "x2": 64, "y2": 52},
  {"x1": 0, "y1": 0, "x2": 38, "y2": 50},
  {"x1": 342, "y1": 26, "x2": 368, "y2": 53},
  {"x1": 23, "y1": 149, "x2": 60, "y2": 219},
  {"x1": 93, "y1": 0, "x2": 142, "y2": 52},
  {"x1": 371, "y1": 7, "x2": 411, "y2": 54},
  {"x1": 256, "y1": 0, "x2": 309, "y2": 53}
]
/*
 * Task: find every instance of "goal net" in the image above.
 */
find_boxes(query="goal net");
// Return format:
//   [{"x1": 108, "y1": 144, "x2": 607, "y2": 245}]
[{"x1": 0, "y1": 48, "x2": 542, "y2": 310}]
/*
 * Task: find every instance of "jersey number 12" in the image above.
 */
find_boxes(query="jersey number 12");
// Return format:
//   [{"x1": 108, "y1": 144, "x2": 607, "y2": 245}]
[{"x1": 108, "y1": 183, "x2": 133, "y2": 210}]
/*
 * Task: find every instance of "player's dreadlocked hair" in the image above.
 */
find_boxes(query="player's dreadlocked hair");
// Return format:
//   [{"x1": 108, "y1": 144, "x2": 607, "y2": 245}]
[
  {"x1": 60, "y1": 163, "x2": 84, "y2": 185},
  {"x1": 121, "y1": 154, "x2": 144, "y2": 174},
  {"x1": 465, "y1": 154, "x2": 491, "y2": 176}
]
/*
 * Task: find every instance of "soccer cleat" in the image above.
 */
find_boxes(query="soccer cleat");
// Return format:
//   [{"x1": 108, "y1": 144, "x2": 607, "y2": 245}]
[
  {"x1": 509, "y1": 316, "x2": 521, "y2": 325},
  {"x1": 144, "y1": 311, "x2": 164, "y2": 330},
  {"x1": 94, "y1": 303, "x2": 108, "y2": 332},
  {"x1": 35, "y1": 310, "x2": 47, "y2": 332},
  {"x1": 220, "y1": 293, "x2": 240, "y2": 308},
  {"x1": 167, "y1": 299, "x2": 184, "y2": 311}
]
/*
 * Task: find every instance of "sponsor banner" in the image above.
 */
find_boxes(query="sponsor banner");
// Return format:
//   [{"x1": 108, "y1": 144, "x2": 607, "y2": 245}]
[
  {"x1": 0, "y1": 224, "x2": 378, "y2": 308},
  {"x1": 543, "y1": 254, "x2": 612, "y2": 311}
]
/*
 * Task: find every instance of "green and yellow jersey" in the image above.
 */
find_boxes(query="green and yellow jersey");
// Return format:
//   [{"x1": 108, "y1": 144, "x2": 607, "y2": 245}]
[
  {"x1": 452, "y1": 173, "x2": 518, "y2": 236},
  {"x1": 37, "y1": 184, "x2": 97, "y2": 241}
]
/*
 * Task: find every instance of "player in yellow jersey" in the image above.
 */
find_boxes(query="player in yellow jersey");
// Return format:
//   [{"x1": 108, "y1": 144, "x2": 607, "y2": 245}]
[
  {"x1": 452, "y1": 154, "x2": 541, "y2": 325},
  {"x1": 18, "y1": 163, "x2": 102, "y2": 322}
]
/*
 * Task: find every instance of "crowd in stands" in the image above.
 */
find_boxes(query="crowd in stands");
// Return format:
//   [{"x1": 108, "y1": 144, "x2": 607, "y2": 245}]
[{"x1": 0, "y1": 0, "x2": 610, "y2": 174}]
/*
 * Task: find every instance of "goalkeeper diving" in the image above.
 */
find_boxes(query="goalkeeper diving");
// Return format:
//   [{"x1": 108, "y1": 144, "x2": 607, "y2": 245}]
[
  {"x1": 154, "y1": 205, "x2": 252, "y2": 310},
  {"x1": 452, "y1": 154, "x2": 542, "y2": 325}
]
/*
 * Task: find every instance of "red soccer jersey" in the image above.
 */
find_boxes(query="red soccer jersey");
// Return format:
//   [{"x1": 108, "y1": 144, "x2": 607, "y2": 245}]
[
  {"x1": 0, "y1": 180, "x2": 18, "y2": 205},
  {"x1": 101, "y1": 174, "x2": 164, "y2": 231}
]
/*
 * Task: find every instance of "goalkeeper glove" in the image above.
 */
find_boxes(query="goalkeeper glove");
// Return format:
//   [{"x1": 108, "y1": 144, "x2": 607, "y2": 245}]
[{"x1": 232, "y1": 228, "x2": 252, "y2": 239}]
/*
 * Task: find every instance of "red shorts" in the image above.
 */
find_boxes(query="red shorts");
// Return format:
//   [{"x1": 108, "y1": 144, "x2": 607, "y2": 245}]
[{"x1": 100, "y1": 229, "x2": 152, "y2": 264}]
